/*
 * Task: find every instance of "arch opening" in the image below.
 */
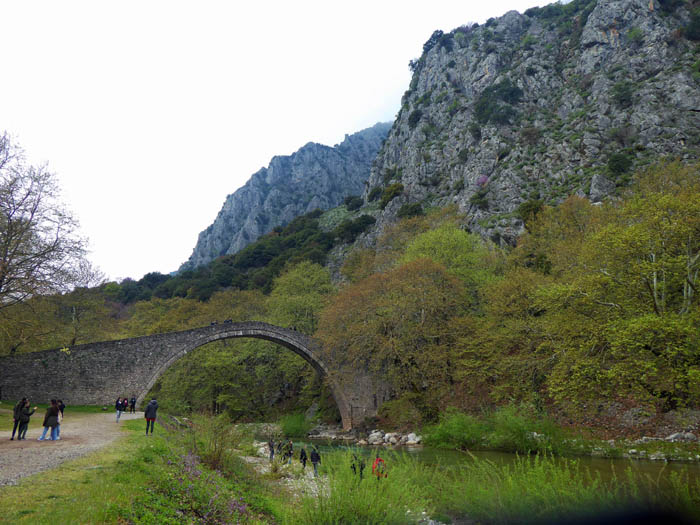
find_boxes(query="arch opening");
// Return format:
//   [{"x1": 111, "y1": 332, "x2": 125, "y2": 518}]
[{"x1": 139, "y1": 324, "x2": 352, "y2": 429}]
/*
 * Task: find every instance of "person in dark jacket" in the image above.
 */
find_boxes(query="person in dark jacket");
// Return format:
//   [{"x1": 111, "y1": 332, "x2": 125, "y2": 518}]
[
  {"x1": 17, "y1": 400, "x2": 37, "y2": 440},
  {"x1": 38, "y1": 399, "x2": 59, "y2": 441},
  {"x1": 57, "y1": 399, "x2": 65, "y2": 417},
  {"x1": 129, "y1": 396, "x2": 136, "y2": 414},
  {"x1": 115, "y1": 397, "x2": 124, "y2": 423},
  {"x1": 144, "y1": 398, "x2": 158, "y2": 435},
  {"x1": 299, "y1": 447, "x2": 308, "y2": 470},
  {"x1": 10, "y1": 398, "x2": 26, "y2": 440},
  {"x1": 310, "y1": 447, "x2": 321, "y2": 477}
]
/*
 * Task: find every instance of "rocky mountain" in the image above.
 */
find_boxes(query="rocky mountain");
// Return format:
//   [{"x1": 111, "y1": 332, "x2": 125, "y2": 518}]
[
  {"x1": 180, "y1": 122, "x2": 391, "y2": 271},
  {"x1": 358, "y1": 0, "x2": 700, "y2": 246}
]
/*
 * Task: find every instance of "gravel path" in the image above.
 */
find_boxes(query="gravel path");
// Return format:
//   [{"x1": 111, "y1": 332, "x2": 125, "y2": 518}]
[{"x1": 0, "y1": 409, "x2": 143, "y2": 486}]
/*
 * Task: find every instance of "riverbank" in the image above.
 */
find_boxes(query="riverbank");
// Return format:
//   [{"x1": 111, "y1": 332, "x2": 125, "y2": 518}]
[{"x1": 1, "y1": 413, "x2": 699, "y2": 523}]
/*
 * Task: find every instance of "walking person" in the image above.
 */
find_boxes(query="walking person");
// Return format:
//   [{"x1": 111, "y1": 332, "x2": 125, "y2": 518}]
[
  {"x1": 310, "y1": 447, "x2": 321, "y2": 477},
  {"x1": 299, "y1": 447, "x2": 308, "y2": 470},
  {"x1": 57, "y1": 399, "x2": 65, "y2": 418},
  {"x1": 351, "y1": 453, "x2": 366, "y2": 480},
  {"x1": 116, "y1": 397, "x2": 126, "y2": 422},
  {"x1": 10, "y1": 398, "x2": 26, "y2": 440},
  {"x1": 38, "y1": 400, "x2": 60, "y2": 441},
  {"x1": 144, "y1": 398, "x2": 158, "y2": 435},
  {"x1": 17, "y1": 400, "x2": 37, "y2": 440},
  {"x1": 129, "y1": 396, "x2": 136, "y2": 414}
]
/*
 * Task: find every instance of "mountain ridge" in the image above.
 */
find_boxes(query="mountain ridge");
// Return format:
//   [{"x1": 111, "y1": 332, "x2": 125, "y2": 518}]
[{"x1": 180, "y1": 122, "x2": 391, "y2": 271}]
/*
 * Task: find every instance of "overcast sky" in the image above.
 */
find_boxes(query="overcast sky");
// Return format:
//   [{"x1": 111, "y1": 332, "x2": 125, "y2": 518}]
[{"x1": 0, "y1": 0, "x2": 554, "y2": 282}]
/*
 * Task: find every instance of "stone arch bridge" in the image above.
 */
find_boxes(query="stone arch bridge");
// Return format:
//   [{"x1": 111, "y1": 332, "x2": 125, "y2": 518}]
[{"x1": 0, "y1": 322, "x2": 386, "y2": 430}]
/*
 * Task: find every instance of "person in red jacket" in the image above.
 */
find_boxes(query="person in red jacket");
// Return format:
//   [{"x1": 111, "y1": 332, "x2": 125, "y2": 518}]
[{"x1": 372, "y1": 453, "x2": 387, "y2": 480}]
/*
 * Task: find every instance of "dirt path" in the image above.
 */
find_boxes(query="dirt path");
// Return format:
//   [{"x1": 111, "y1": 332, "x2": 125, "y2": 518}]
[{"x1": 0, "y1": 410, "x2": 143, "y2": 486}]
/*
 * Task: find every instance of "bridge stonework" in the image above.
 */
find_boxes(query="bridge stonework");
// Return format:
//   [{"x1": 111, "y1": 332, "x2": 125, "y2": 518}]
[{"x1": 0, "y1": 322, "x2": 386, "y2": 430}]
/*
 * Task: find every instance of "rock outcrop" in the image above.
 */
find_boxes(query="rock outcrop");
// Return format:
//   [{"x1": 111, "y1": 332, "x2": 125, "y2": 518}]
[
  {"x1": 181, "y1": 122, "x2": 391, "y2": 271},
  {"x1": 360, "y1": 0, "x2": 700, "y2": 246}
]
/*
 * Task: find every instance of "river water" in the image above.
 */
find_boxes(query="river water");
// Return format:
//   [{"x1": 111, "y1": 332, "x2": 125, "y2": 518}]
[{"x1": 292, "y1": 439, "x2": 700, "y2": 487}]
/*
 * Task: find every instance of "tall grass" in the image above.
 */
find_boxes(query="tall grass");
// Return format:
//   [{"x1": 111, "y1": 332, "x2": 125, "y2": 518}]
[{"x1": 281, "y1": 450, "x2": 700, "y2": 524}]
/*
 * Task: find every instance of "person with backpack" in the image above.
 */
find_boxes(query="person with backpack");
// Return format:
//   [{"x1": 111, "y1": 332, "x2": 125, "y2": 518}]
[
  {"x1": 310, "y1": 447, "x2": 321, "y2": 477},
  {"x1": 38, "y1": 399, "x2": 60, "y2": 441},
  {"x1": 372, "y1": 453, "x2": 387, "y2": 480},
  {"x1": 144, "y1": 398, "x2": 158, "y2": 435},
  {"x1": 10, "y1": 398, "x2": 26, "y2": 440},
  {"x1": 17, "y1": 400, "x2": 37, "y2": 440}
]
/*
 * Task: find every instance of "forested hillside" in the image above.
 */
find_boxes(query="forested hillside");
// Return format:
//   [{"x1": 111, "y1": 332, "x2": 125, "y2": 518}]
[{"x1": 3, "y1": 162, "x2": 698, "y2": 434}]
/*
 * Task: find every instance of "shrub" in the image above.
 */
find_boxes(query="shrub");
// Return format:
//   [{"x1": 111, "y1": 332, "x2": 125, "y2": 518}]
[
  {"x1": 470, "y1": 187, "x2": 489, "y2": 209},
  {"x1": 608, "y1": 152, "x2": 633, "y2": 176},
  {"x1": 686, "y1": 9, "x2": 700, "y2": 41},
  {"x1": 367, "y1": 186, "x2": 383, "y2": 202},
  {"x1": 469, "y1": 122, "x2": 482, "y2": 141},
  {"x1": 453, "y1": 179, "x2": 465, "y2": 192},
  {"x1": 627, "y1": 27, "x2": 643, "y2": 45},
  {"x1": 611, "y1": 81, "x2": 634, "y2": 108},
  {"x1": 380, "y1": 183, "x2": 404, "y2": 209},
  {"x1": 335, "y1": 215, "x2": 377, "y2": 243},
  {"x1": 279, "y1": 412, "x2": 312, "y2": 437},
  {"x1": 422, "y1": 408, "x2": 489, "y2": 449},
  {"x1": 408, "y1": 109, "x2": 423, "y2": 129},
  {"x1": 521, "y1": 126, "x2": 541, "y2": 145},
  {"x1": 525, "y1": 66, "x2": 537, "y2": 76},
  {"x1": 516, "y1": 199, "x2": 544, "y2": 223},
  {"x1": 397, "y1": 203, "x2": 424, "y2": 219},
  {"x1": 458, "y1": 149, "x2": 469, "y2": 163},
  {"x1": 474, "y1": 79, "x2": 523, "y2": 125},
  {"x1": 343, "y1": 195, "x2": 363, "y2": 211}
]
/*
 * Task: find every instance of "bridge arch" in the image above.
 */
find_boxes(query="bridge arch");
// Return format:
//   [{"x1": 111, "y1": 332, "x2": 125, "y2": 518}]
[{"x1": 140, "y1": 322, "x2": 352, "y2": 428}]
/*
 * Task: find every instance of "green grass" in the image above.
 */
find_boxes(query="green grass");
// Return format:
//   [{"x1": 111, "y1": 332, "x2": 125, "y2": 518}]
[
  {"x1": 0, "y1": 417, "x2": 273, "y2": 524},
  {"x1": 280, "y1": 449, "x2": 700, "y2": 524}
]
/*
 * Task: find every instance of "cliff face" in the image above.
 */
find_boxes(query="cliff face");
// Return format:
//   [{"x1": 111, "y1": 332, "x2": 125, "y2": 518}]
[
  {"x1": 181, "y1": 122, "x2": 391, "y2": 271},
  {"x1": 362, "y1": 0, "x2": 700, "y2": 245}
]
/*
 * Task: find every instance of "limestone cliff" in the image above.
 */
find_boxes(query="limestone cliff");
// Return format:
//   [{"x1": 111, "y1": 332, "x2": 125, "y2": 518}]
[
  {"x1": 181, "y1": 122, "x2": 391, "y2": 271},
  {"x1": 360, "y1": 0, "x2": 700, "y2": 246}
]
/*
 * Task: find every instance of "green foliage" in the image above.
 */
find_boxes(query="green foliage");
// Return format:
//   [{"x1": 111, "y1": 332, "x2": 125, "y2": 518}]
[
  {"x1": 474, "y1": 79, "x2": 523, "y2": 125},
  {"x1": 396, "y1": 203, "x2": 424, "y2": 219},
  {"x1": 611, "y1": 80, "x2": 635, "y2": 108},
  {"x1": 516, "y1": 199, "x2": 544, "y2": 224},
  {"x1": 468, "y1": 122, "x2": 482, "y2": 141},
  {"x1": 608, "y1": 152, "x2": 633, "y2": 176},
  {"x1": 422, "y1": 408, "x2": 489, "y2": 449},
  {"x1": 343, "y1": 195, "x2": 363, "y2": 211},
  {"x1": 380, "y1": 183, "x2": 404, "y2": 209},
  {"x1": 686, "y1": 9, "x2": 700, "y2": 41},
  {"x1": 367, "y1": 186, "x2": 383, "y2": 202},
  {"x1": 457, "y1": 149, "x2": 469, "y2": 163},
  {"x1": 400, "y1": 223, "x2": 501, "y2": 297},
  {"x1": 627, "y1": 27, "x2": 644, "y2": 45},
  {"x1": 279, "y1": 412, "x2": 313, "y2": 437},
  {"x1": 335, "y1": 214, "x2": 376, "y2": 243},
  {"x1": 408, "y1": 109, "x2": 423, "y2": 129},
  {"x1": 469, "y1": 187, "x2": 489, "y2": 209}
]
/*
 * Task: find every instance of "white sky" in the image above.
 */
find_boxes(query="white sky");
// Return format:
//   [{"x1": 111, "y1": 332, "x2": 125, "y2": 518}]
[{"x1": 0, "y1": 0, "x2": 553, "y2": 282}]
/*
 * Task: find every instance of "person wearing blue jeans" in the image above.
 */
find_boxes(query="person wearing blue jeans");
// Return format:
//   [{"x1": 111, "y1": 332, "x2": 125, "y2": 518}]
[{"x1": 38, "y1": 400, "x2": 59, "y2": 441}]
